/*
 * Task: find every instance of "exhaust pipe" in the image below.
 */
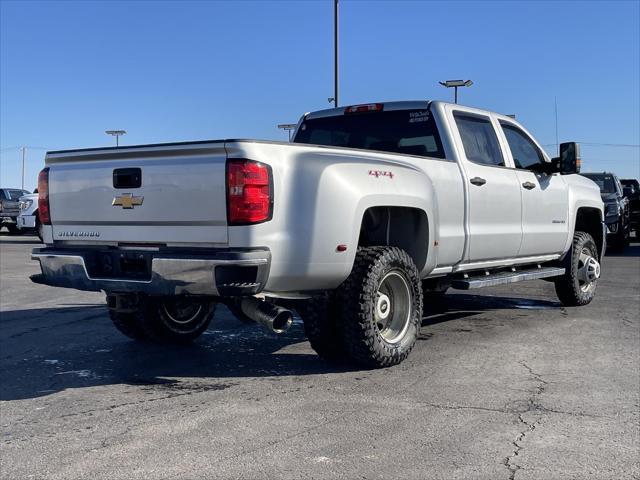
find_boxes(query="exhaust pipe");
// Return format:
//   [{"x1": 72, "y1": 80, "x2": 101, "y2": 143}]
[{"x1": 239, "y1": 297, "x2": 293, "y2": 334}]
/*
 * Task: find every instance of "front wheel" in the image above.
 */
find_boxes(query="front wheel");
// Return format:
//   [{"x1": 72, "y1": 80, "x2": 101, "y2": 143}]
[
  {"x1": 554, "y1": 231, "x2": 600, "y2": 306},
  {"x1": 338, "y1": 247, "x2": 423, "y2": 368}
]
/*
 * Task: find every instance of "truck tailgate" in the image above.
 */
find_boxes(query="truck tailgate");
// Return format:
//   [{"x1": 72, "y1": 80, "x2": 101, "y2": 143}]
[{"x1": 46, "y1": 142, "x2": 228, "y2": 245}]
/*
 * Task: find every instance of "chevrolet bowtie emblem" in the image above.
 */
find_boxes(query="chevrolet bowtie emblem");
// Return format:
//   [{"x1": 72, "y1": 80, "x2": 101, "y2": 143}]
[{"x1": 112, "y1": 193, "x2": 144, "y2": 209}]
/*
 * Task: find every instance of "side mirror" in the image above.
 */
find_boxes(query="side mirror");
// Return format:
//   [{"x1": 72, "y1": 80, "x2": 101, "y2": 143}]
[{"x1": 556, "y1": 142, "x2": 581, "y2": 175}]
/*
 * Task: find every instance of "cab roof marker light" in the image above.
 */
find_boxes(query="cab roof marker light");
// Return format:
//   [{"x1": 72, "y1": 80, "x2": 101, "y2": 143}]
[{"x1": 344, "y1": 103, "x2": 384, "y2": 114}]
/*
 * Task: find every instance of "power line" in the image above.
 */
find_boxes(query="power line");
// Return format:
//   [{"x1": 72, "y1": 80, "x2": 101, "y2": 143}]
[{"x1": 0, "y1": 145, "x2": 50, "y2": 152}]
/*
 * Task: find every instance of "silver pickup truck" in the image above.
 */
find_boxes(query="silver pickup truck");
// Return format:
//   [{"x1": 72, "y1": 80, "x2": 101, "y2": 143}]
[{"x1": 32, "y1": 100, "x2": 604, "y2": 367}]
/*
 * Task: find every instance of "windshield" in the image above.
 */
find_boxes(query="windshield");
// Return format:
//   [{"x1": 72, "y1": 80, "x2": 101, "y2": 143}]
[
  {"x1": 294, "y1": 109, "x2": 445, "y2": 159},
  {"x1": 582, "y1": 174, "x2": 616, "y2": 194},
  {"x1": 3, "y1": 189, "x2": 30, "y2": 201}
]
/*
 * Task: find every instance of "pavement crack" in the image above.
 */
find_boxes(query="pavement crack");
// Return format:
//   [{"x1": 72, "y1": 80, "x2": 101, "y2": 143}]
[
  {"x1": 503, "y1": 413, "x2": 537, "y2": 480},
  {"x1": 501, "y1": 361, "x2": 547, "y2": 480}
]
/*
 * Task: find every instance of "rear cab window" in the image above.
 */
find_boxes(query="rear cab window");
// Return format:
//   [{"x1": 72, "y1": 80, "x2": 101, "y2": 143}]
[
  {"x1": 452, "y1": 112, "x2": 504, "y2": 167},
  {"x1": 293, "y1": 108, "x2": 446, "y2": 159}
]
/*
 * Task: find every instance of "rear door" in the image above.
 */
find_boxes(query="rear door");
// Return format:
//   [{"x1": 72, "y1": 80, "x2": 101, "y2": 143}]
[
  {"x1": 497, "y1": 120, "x2": 569, "y2": 256},
  {"x1": 47, "y1": 142, "x2": 229, "y2": 245},
  {"x1": 449, "y1": 109, "x2": 522, "y2": 261}
]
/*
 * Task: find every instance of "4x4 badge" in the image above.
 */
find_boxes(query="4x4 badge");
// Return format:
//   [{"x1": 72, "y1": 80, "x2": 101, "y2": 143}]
[{"x1": 112, "y1": 193, "x2": 144, "y2": 209}]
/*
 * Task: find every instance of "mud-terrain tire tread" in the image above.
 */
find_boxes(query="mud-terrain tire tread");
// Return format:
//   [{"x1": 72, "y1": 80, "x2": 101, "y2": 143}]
[
  {"x1": 554, "y1": 231, "x2": 598, "y2": 306},
  {"x1": 338, "y1": 246, "x2": 422, "y2": 368}
]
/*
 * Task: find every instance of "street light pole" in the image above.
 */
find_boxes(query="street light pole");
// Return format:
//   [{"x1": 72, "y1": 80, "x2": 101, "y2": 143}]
[
  {"x1": 21, "y1": 147, "x2": 26, "y2": 190},
  {"x1": 439, "y1": 79, "x2": 473, "y2": 104},
  {"x1": 334, "y1": 0, "x2": 339, "y2": 108},
  {"x1": 105, "y1": 130, "x2": 127, "y2": 147},
  {"x1": 277, "y1": 124, "x2": 297, "y2": 142}
]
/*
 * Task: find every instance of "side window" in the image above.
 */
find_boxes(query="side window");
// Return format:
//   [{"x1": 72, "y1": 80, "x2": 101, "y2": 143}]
[
  {"x1": 453, "y1": 112, "x2": 504, "y2": 167},
  {"x1": 500, "y1": 122, "x2": 546, "y2": 169}
]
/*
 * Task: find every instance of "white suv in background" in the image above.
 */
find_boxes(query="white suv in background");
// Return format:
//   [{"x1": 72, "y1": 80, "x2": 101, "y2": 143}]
[{"x1": 17, "y1": 192, "x2": 42, "y2": 241}]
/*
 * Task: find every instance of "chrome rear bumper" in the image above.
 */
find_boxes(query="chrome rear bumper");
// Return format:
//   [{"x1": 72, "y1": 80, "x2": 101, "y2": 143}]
[{"x1": 31, "y1": 247, "x2": 270, "y2": 296}]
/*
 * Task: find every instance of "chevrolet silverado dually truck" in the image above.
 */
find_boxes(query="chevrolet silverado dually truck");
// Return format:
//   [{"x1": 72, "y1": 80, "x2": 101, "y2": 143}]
[{"x1": 31, "y1": 101, "x2": 605, "y2": 367}]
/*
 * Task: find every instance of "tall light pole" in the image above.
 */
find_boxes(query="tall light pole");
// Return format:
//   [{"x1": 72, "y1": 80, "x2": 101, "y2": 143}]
[
  {"x1": 277, "y1": 123, "x2": 297, "y2": 142},
  {"x1": 439, "y1": 79, "x2": 473, "y2": 104},
  {"x1": 333, "y1": 0, "x2": 339, "y2": 108},
  {"x1": 106, "y1": 130, "x2": 126, "y2": 146},
  {"x1": 21, "y1": 147, "x2": 26, "y2": 190}
]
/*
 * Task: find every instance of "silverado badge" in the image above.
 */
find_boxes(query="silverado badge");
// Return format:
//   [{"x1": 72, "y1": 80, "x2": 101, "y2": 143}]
[{"x1": 112, "y1": 193, "x2": 144, "y2": 209}]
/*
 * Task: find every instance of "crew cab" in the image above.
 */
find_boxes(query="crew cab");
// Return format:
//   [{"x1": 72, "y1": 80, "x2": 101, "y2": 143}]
[{"x1": 31, "y1": 101, "x2": 605, "y2": 367}]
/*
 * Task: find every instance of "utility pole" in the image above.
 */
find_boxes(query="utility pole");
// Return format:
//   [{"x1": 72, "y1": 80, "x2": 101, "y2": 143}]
[
  {"x1": 21, "y1": 147, "x2": 26, "y2": 190},
  {"x1": 334, "y1": 0, "x2": 339, "y2": 108}
]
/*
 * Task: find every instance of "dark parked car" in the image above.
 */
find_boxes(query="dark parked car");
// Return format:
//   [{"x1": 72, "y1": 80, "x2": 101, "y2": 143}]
[
  {"x1": 621, "y1": 179, "x2": 639, "y2": 237},
  {"x1": 0, "y1": 188, "x2": 31, "y2": 234},
  {"x1": 581, "y1": 173, "x2": 630, "y2": 251}
]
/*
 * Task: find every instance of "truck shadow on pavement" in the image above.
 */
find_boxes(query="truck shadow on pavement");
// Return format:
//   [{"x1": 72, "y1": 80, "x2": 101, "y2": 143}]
[{"x1": 0, "y1": 294, "x2": 562, "y2": 401}]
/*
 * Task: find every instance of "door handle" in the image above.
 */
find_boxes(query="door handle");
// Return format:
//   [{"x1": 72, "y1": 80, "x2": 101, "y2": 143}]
[
  {"x1": 522, "y1": 181, "x2": 536, "y2": 190},
  {"x1": 470, "y1": 177, "x2": 486, "y2": 186}
]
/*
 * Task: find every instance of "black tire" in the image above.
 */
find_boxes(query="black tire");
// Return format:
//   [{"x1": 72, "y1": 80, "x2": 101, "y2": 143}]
[
  {"x1": 112, "y1": 296, "x2": 216, "y2": 343},
  {"x1": 297, "y1": 293, "x2": 345, "y2": 361},
  {"x1": 554, "y1": 231, "x2": 600, "y2": 306},
  {"x1": 6, "y1": 224, "x2": 18, "y2": 235},
  {"x1": 608, "y1": 221, "x2": 626, "y2": 252},
  {"x1": 338, "y1": 246, "x2": 423, "y2": 368},
  {"x1": 108, "y1": 309, "x2": 148, "y2": 340}
]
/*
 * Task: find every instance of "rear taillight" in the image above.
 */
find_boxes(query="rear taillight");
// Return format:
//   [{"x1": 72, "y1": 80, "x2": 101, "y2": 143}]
[
  {"x1": 38, "y1": 167, "x2": 51, "y2": 225},
  {"x1": 226, "y1": 159, "x2": 272, "y2": 225}
]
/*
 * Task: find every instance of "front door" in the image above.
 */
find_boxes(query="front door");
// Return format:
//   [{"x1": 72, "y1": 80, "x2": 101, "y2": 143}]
[{"x1": 498, "y1": 121, "x2": 569, "y2": 256}]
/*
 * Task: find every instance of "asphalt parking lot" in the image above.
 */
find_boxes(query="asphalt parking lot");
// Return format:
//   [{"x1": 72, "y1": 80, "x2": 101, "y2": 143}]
[{"x1": 1, "y1": 234, "x2": 638, "y2": 480}]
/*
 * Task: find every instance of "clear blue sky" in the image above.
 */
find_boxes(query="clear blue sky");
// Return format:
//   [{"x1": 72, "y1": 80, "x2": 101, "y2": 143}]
[{"x1": 1, "y1": 0, "x2": 639, "y2": 190}]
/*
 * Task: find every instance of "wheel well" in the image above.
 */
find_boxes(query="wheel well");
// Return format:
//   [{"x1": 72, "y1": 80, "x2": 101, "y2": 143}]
[
  {"x1": 575, "y1": 207, "x2": 604, "y2": 258},
  {"x1": 358, "y1": 206, "x2": 429, "y2": 271}
]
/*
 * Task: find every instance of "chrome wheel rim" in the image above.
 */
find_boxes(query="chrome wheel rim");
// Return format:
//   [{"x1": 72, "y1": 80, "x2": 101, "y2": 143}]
[
  {"x1": 375, "y1": 271, "x2": 412, "y2": 344},
  {"x1": 161, "y1": 298, "x2": 203, "y2": 325},
  {"x1": 577, "y1": 248, "x2": 600, "y2": 292}
]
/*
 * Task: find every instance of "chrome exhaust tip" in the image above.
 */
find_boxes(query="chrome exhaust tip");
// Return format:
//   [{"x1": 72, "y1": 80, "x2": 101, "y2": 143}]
[{"x1": 239, "y1": 297, "x2": 293, "y2": 334}]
